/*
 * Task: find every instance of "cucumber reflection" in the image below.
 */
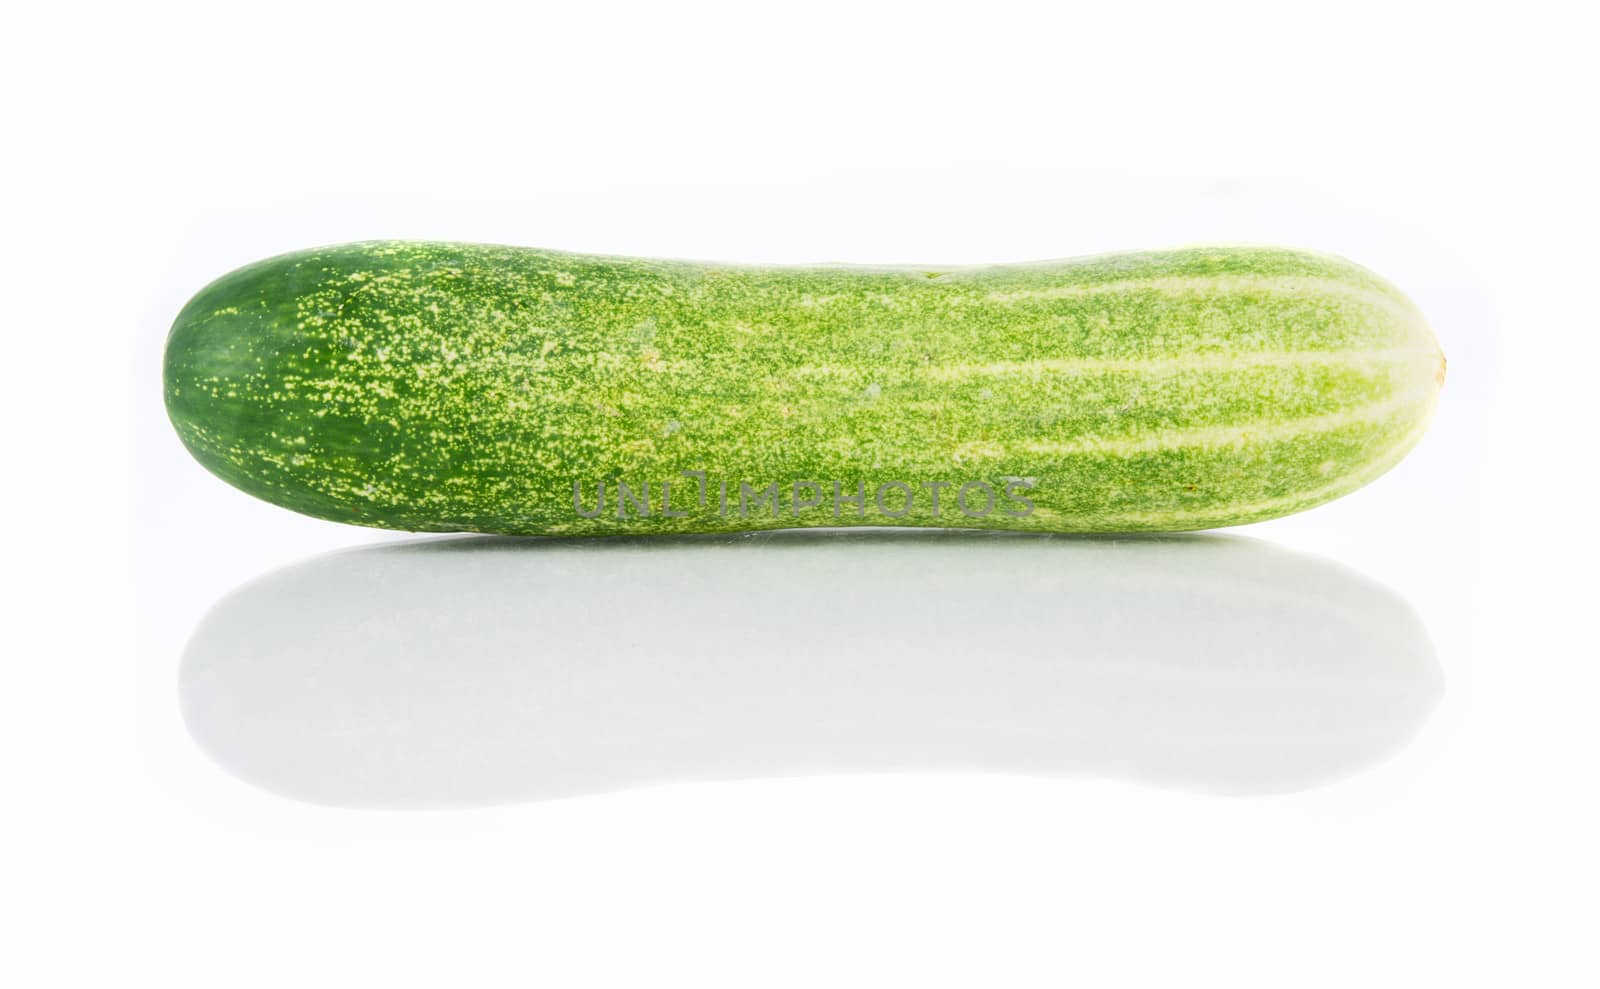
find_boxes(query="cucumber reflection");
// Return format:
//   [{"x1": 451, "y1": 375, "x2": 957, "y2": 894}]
[{"x1": 180, "y1": 531, "x2": 1441, "y2": 807}]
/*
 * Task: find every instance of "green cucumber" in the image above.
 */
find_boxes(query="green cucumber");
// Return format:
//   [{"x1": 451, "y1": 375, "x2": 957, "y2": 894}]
[{"x1": 163, "y1": 241, "x2": 1445, "y2": 534}]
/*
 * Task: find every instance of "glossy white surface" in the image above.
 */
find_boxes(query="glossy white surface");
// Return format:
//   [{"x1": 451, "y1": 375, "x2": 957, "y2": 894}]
[
  {"x1": 7, "y1": 2, "x2": 1597, "y2": 985},
  {"x1": 181, "y1": 533, "x2": 1442, "y2": 806}
]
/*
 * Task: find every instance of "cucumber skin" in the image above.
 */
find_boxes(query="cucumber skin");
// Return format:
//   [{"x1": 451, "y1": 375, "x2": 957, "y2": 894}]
[{"x1": 163, "y1": 241, "x2": 1444, "y2": 535}]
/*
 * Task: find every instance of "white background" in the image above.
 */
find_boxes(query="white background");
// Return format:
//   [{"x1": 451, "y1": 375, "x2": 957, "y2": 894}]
[{"x1": 6, "y1": 1, "x2": 1597, "y2": 985}]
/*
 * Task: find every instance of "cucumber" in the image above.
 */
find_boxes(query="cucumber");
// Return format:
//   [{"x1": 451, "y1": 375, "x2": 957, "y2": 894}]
[{"x1": 163, "y1": 241, "x2": 1444, "y2": 534}]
